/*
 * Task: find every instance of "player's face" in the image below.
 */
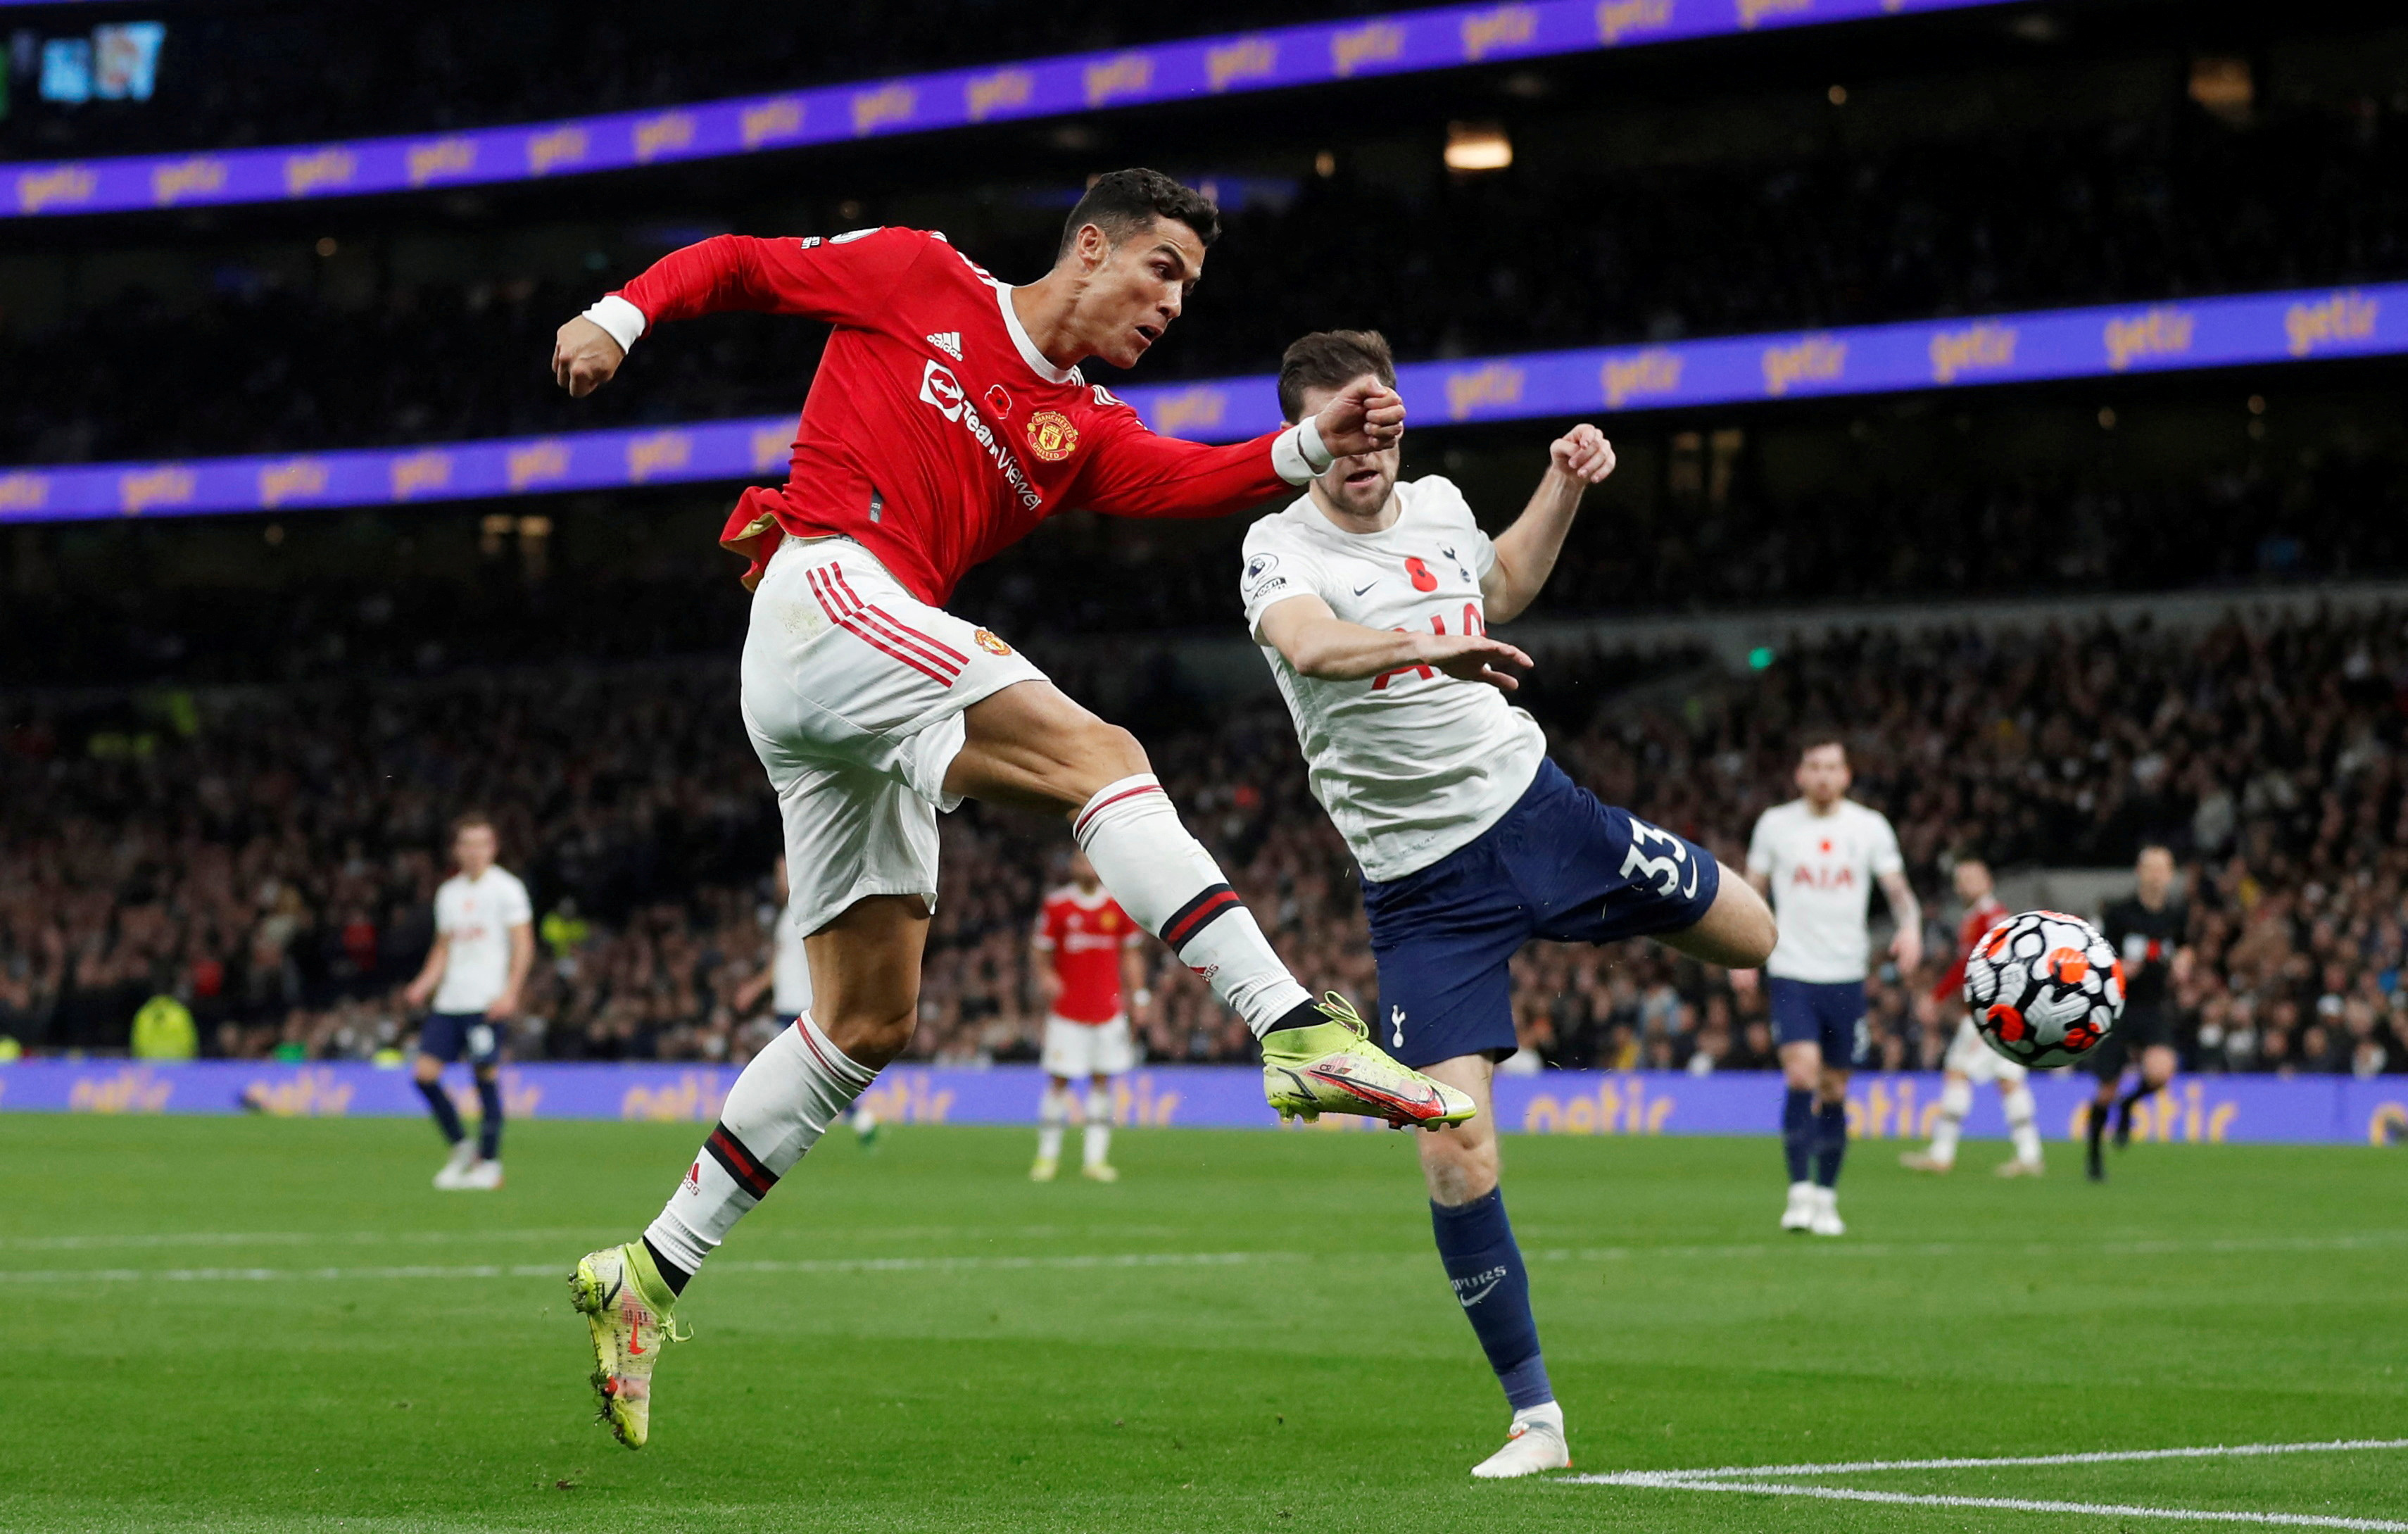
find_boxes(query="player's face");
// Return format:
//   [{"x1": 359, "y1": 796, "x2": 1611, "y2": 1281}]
[
  {"x1": 1079, "y1": 217, "x2": 1205, "y2": 369},
  {"x1": 454, "y1": 824, "x2": 496, "y2": 875},
  {"x1": 1297, "y1": 374, "x2": 1401, "y2": 517},
  {"x1": 1796, "y1": 745, "x2": 1849, "y2": 806},
  {"x1": 2136, "y1": 847, "x2": 2174, "y2": 904},
  {"x1": 1953, "y1": 860, "x2": 1991, "y2": 903}
]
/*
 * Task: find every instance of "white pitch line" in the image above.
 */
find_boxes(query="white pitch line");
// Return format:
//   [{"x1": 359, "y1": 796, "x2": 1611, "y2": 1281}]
[
  {"x1": 1589, "y1": 1437, "x2": 2408, "y2": 1480},
  {"x1": 1582, "y1": 1477, "x2": 2408, "y2": 1532},
  {"x1": 0, "y1": 1250, "x2": 1302, "y2": 1285},
  {"x1": 1530, "y1": 1231, "x2": 2408, "y2": 1266}
]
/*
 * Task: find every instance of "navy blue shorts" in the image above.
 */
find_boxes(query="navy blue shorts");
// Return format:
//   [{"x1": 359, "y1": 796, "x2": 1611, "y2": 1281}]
[
  {"x1": 1362, "y1": 757, "x2": 1721, "y2": 1069},
  {"x1": 1767, "y1": 979, "x2": 1868, "y2": 1069},
  {"x1": 419, "y1": 1012, "x2": 503, "y2": 1067}
]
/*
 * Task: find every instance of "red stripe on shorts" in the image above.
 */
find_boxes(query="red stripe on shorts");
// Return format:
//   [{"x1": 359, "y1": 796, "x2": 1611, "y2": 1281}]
[
  {"x1": 805, "y1": 567, "x2": 957, "y2": 686},
  {"x1": 831, "y1": 569, "x2": 968, "y2": 665}
]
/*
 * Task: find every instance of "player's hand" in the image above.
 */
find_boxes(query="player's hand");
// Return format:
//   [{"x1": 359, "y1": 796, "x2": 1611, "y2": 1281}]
[
  {"x1": 1550, "y1": 425, "x2": 1615, "y2": 484},
  {"x1": 485, "y1": 994, "x2": 517, "y2": 1022},
  {"x1": 1313, "y1": 378, "x2": 1404, "y2": 458},
  {"x1": 402, "y1": 979, "x2": 431, "y2": 1010},
  {"x1": 1891, "y1": 928, "x2": 1924, "y2": 974},
  {"x1": 1415, "y1": 634, "x2": 1532, "y2": 692},
  {"x1": 552, "y1": 316, "x2": 626, "y2": 398}
]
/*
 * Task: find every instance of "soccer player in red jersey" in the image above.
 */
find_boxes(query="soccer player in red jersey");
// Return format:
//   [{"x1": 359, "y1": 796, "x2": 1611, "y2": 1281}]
[
  {"x1": 1028, "y1": 848, "x2": 1147, "y2": 1183},
  {"x1": 1900, "y1": 859, "x2": 2044, "y2": 1177},
  {"x1": 550, "y1": 170, "x2": 1473, "y2": 1449}
]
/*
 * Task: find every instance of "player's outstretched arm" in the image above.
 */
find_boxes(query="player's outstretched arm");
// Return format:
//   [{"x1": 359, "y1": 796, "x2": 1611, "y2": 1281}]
[
  {"x1": 1075, "y1": 378, "x2": 1406, "y2": 522},
  {"x1": 553, "y1": 229, "x2": 924, "y2": 398},
  {"x1": 1483, "y1": 425, "x2": 1615, "y2": 623},
  {"x1": 1256, "y1": 593, "x2": 1532, "y2": 691}
]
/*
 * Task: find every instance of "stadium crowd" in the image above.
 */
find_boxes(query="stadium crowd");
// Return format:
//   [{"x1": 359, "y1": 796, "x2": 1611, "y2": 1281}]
[
  {"x1": 5, "y1": 607, "x2": 2405, "y2": 1080},
  {"x1": 6, "y1": 90, "x2": 2405, "y2": 467}
]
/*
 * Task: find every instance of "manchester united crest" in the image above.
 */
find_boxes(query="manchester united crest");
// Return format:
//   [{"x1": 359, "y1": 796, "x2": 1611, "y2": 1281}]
[
  {"x1": 973, "y1": 629, "x2": 1014, "y2": 656},
  {"x1": 1025, "y1": 410, "x2": 1080, "y2": 462}
]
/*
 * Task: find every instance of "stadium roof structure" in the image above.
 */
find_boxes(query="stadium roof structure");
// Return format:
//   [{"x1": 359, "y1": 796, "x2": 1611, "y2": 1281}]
[
  {"x1": 2, "y1": 0, "x2": 2019, "y2": 219},
  {"x1": 0, "y1": 280, "x2": 2394, "y2": 524}
]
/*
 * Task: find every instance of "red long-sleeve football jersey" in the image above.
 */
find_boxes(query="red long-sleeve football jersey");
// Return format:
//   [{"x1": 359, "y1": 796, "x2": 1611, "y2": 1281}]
[
  {"x1": 1933, "y1": 894, "x2": 2010, "y2": 1004},
  {"x1": 611, "y1": 227, "x2": 1299, "y2": 603}
]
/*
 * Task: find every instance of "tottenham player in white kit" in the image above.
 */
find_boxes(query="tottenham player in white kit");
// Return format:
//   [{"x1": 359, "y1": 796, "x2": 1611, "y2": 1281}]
[
  {"x1": 400, "y1": 814, "x2": 534, "y2": 1190},
  {"x1": 1900, "y1": 858, "x2": 2044, "y2": 1177},
  {"x1": 737, "y1": 858, "x2": 877, "y2": 1144},
  {"x1": 1734, "y1": 743, "x2": 1921, "y2": 1236},
  {"x1": 1244, "y1": 330, "x2": 1777, "y2": 1478}
]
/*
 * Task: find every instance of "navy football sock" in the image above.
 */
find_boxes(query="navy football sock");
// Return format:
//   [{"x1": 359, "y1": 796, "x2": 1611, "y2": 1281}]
[
  {"x1": 416, "y1": 1077, "x2": 466, "y2": 1145},
  {"x1": 1814, "y1": 1100, "x2": 1848, "y2": 1188},
  {"x1": 474, "y1": 1074, "x2": 503, "y2": 1159},
  {"x1": 1782, "y1": 1088, "x2": 1815, "y2": 1183},
  {"x1": 1431, "y1": 1190, "x2": 1552, "y2": 1411}
]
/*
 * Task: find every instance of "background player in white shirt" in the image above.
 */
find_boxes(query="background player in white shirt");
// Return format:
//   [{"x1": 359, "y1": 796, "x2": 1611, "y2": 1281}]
[
  {"x1": 1734, "y1": 743, "x2": 1922, "y2": 1236},
  {"x1": 735, "y1": 857, "x2": 876, "y2": 1145},
  {"x1": 1246, "y1": 330, "x2": 1777, "y2": 1478},
  {"x1": 1900, "y1": 858, "x2": 2044, "y2": 1177},
  {"x1": 400, "y1": 813, "x2": 533, "y2": 1190},
  {"x1": 1028, "y1": 848, "x2": 1147, "y2": 1183}
]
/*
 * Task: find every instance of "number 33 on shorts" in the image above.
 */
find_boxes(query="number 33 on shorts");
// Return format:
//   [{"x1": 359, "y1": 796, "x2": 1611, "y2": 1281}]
[{"x1": 1620, "y1": 817, "x2": 1700, "y2": 902}]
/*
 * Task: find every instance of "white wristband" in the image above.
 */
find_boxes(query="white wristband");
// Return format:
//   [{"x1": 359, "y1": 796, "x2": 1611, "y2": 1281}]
[
  {"x1": 1271, "y1": 416, "x2": 1333, "y2": 486},
  {"x1": 581, "y1": 294, "x2": 648, "y2": 355}
]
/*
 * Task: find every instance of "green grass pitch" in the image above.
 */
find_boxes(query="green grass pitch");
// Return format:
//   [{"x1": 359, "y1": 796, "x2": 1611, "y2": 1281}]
[{"x1": 4, "y1": 1112, "x2": 2404, "y2": 1533}]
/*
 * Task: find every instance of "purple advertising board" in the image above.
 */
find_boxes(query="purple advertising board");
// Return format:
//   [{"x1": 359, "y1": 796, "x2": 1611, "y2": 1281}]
[
  {"x1": 1, "y1": 282, "x2": 2397, "y2": 528},
  {"x1": 3, "y1": 1062, "x2": 2400, "y2": 1146},
  {"x1": 4, "y1": 0, "x2": 2013, "y2": 218}
]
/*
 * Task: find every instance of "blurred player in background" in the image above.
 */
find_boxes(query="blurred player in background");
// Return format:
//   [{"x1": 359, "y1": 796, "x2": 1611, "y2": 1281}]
[
  {"x1": 1901, "y1": 858, "x2": 2043, "y2": 1177},
  {"x1": 399, "y1": 813, "x2": 532, "y2": 1190},
  {"x1": 1735, "y1": 741, "x2": 1920, "y2": 1237},
  {"x1": 2086, "y1": 843, "x2": 2189, "y2": 1181},
  {"x1": 551, "y1": 170, "x2": 1473, "y2": 1450},
  {"x1": 1244, "y1": 330, "x2": 1777, "y2": 1478},
  {"x1": 1028, "y1": 848, "x2": 1147, "y2": 1183},
  {"x1": 736, "y1": 857, "x2": 877, "y2": 1145}
]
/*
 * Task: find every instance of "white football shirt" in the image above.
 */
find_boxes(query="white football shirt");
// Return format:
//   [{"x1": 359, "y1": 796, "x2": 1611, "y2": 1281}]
[
  {"x1": 431, "y1": 866, "x2": 533, "y2": 1013},
  {"x1": 1746, "y1": 798, "x2": 1904, "y2": 983},
  {"x1": 1241, "y1": 477, "x2": 1546, "y2": 882},
  {"x1": 771, "y1": 893, "x2": 813, "y2": 1017}
]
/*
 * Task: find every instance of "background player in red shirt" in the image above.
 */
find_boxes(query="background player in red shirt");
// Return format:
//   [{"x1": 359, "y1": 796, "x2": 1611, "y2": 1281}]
[
  {"x1": 551, "y1": 170, "x2": 1474, "y2": 1450},
  {"x1": 1901, "y1": 858, "x2": 2045, "y2": 1176},
  {"x1": 1029, "y1": 848, "x2": 1148, "y2": 1183}
]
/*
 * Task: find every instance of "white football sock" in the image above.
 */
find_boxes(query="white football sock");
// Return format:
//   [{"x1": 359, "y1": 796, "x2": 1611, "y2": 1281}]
[
  {"x1": 1073, "y1": 774, "x2": 1311, "y2": 1037},
  {"x1": 1928, "y1": 1079, "x2": 1972, "y2": 1167},
  {"x1": 1083, "y1": 1086, "x2": 1113, "y2": 1168},
  {"x1": 2003, "y1": 1083, "x2": 2043, "y2": 1166},
  {"x1": 1036, "y1": 1084, "x2": 1070, "y2": 1164},
  {"x1": 643, "y1": 1013, "x2": 876, "y2": 1278}
]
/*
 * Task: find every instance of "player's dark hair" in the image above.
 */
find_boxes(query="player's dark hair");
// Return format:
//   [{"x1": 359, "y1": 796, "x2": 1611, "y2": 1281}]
[
  {"x1": 1796, "y1": 732, "x2": 1847, "y2": 761},
  {"x1": 1059, "y1": 169, "x2": 1221, "y2": 259},
  {"x1": 1278, "y1": 329, "x2": 1397, "y2": 423},
  {"x1": 450, "y1": 811, "x2": 495, "y2": 839}
]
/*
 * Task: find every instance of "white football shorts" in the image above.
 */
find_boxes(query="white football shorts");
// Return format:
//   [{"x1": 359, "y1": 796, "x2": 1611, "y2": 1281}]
[
  {"x1": 1040, "y1": 1014, "x2": 1135, "y2": 1079},
  {"x1": 1945, "y1": 1015, "x2": 2027, "y2": 1085},
  {"x1": 741, "y1": 535, "x2": 1047, "y2": 939}
]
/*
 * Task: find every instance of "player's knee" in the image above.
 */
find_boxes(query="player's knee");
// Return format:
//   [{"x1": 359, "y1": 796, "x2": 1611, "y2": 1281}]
[
  {"x1": 1066, "y1": 717, "x2": 1149, "y2": 784},
  {"x1": 817, "y1": 1002, "x2": 917, "y2": 1068},
  {"x1": 1420, "y1": 1131, "x2": 1500, "y2": 1206}
]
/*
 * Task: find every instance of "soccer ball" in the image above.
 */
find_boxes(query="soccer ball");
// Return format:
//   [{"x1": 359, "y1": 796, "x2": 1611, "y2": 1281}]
[{"x1": 1962, "y1": 910, "x2": 2122, "y2": 1068}]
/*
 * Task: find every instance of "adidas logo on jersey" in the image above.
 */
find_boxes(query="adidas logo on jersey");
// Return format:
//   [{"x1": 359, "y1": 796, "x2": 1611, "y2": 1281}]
[{"x1": 926, "y1": 332, "x2": 963, "y2": 360}]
